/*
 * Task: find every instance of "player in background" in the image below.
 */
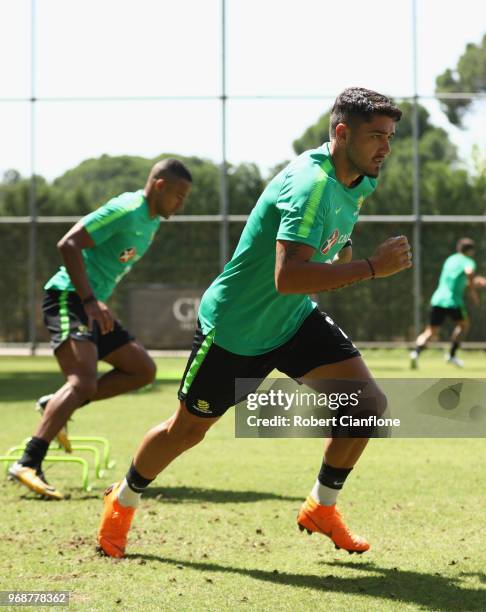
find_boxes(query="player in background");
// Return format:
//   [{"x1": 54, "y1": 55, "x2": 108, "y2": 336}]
[
  {"x1": 97, "y1": 88, "x2": 411, "y2": 558},
  {"x1": 410, "y1": 238, "x2": 485, "y2": 369},
  {"x1": 9, "y1": 159, "x2": 192, "y2": 499}
]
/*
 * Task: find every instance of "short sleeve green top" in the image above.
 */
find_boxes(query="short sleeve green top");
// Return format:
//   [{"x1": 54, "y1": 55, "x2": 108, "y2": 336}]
[
  {"x1": 199, "y1": 143, "x2": 377, "y2": 355},
  {"x1": 44, "y1": 190, "x2": 160, "y2": 302},
  {"x1": 430, "y1": 253, "x2": 476, "y2": 308}
]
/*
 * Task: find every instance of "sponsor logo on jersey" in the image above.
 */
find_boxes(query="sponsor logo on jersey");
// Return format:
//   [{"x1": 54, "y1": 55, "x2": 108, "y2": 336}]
[
  {"x1": 193, "y1": 399, "x2": 212, "y2": 414},
  {"x1": 119, "y1": 247, "x2": 137, "y2": 263},
  {"x1": 321, "y1": 229, "x2": 340, "y2": 254}
]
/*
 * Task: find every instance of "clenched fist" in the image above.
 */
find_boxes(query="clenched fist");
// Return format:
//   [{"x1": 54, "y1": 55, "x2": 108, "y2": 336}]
[{"x1": 369, "y1": 236, "x2": 412, "y2": 278}]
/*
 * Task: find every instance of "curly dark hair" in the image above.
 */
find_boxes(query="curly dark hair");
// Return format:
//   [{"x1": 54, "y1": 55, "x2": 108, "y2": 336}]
[{"x1": 329, "y1": 87, "x2": 402, "y2": 138}]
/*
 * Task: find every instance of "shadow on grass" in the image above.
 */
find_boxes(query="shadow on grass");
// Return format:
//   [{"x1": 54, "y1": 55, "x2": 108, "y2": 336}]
[
  {"x1": 143, "y1": 486, "x2": 302, "y2": 504},
  {"x1": 0, "y1": 373, "x2": 179, "y2": 402},
  {"x1": 14, "y1": 493, "x2": 102, "y2": 502},
  {"x1": 123, "y1": 554, "x2": 486, "y2": 610},
  {"x1": 8, "y1": 485, "x2": 301, "y2": 504},
  {"x1": 0, "y1": 372, "x2": 64, "y2": 402}
]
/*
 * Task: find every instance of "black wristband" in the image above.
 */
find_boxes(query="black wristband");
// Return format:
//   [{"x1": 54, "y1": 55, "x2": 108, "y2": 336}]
[
  {"x1": 81, "y1": 293, "x2": 96, "y2": 306},
  {"x1": 365, "y1": 258, "x2": 375, "y2": 279},
  {"x1": 341, "y1": 239, "x2": 352, "y2": 250}
]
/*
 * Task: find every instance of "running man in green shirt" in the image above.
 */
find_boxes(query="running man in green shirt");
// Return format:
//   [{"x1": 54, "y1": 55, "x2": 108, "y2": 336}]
[
  {"x1": 410, "y1": 238, "x2": 483, "y2": 368},
  {"x1": 9, "y1": 159, "x2": 192, "y2": 499},
  {"x1": 98, "y1": 88, "x2": 411, "y2": 557}
]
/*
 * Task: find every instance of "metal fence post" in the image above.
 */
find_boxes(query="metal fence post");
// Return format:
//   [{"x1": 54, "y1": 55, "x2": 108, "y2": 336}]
[
  {"x1": 412, "y1": 0, "x2": 422, "y2": 339},
  {"x1": 219, "y1": 0, "x2": 229, "y2": 271},
  {"x1": 28, "y1": 0, "x2": 37, "y2": 355}
]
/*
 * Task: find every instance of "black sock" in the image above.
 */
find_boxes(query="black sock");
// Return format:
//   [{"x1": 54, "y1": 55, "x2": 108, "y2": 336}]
[
  {"x1": 19, "y1": 436, "x2": 49, "y2": 469},
  {"x1": 450, "y1": 342, "x2": 460, "y2": 357},
  {"x1": 125, "y1": 461, "x2": 154, "y2": 493},
  {"x1": 416, "y1": 345, "x2": 426, "y2": 355},
  {"x1": 318, "y1": 462, "x2": 353, "y2": 490}
]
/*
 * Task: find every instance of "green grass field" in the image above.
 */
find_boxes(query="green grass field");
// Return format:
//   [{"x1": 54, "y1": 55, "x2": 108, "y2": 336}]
[{"x1": 0, "y1": 351, "x2": 485, "y2": 611}]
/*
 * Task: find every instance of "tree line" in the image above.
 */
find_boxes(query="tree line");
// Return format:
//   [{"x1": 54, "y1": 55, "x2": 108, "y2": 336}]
[{"x1": 1, "y1": 37, "x2": 485, "y2": 344}]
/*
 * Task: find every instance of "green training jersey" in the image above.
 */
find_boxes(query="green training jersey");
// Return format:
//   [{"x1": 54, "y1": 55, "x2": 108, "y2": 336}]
[
  {"x1": 430, "y1": 252, "x2": 476, "y2": 308},
  {"x1": 45, "y1": 190, "x2": 160, "y2": 302},
  {"x1": 199, "y1": 143, "x2": 377, "y2": 355}
]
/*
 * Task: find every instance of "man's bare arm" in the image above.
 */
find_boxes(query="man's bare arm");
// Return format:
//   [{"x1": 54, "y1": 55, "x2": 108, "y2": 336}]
[
  {"x1": 465, "y1": 269, "x2": 480, "y2": 305},
  {"x1": 57, "y1": 223, "x2": 114, "y2": 333},
  {"x1": 275, "y1": 236, "x2": 412, "y2": 295},
  {"x1": 57, "y1": 223, "x2": 96, "y2": 301}
]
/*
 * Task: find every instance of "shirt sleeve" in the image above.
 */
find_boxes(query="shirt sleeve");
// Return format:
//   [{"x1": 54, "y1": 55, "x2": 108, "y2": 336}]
[
  {"x1": 275, "y1": 162, "x2": 331, "y2": 250},
  {"x1": 81, "y1": 198, "x2": 132, "y2": 245}
]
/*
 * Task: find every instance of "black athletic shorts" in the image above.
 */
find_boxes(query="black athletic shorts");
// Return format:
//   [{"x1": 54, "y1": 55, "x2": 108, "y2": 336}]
[
  {"x1": 429, "y1": 305, "x2": 467, "y2": 326},
  {"x1": 178, "y1": 308, "x2": 360, "y2": 418},
  {"x1": 42, "y1": 289, "x2": 133, "y2": 359}
]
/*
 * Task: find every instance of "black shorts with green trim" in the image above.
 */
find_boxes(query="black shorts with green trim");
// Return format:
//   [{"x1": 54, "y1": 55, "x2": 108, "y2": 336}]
[
  {"x1": 178, "y1": 308, "x2": 360, "y2": 418},
  {"x1": 42, "y1": 289, "x2": 133, "y2": 359},
  {"x1": 429, "y1": 305, "x2": 467, "y2": 326}
]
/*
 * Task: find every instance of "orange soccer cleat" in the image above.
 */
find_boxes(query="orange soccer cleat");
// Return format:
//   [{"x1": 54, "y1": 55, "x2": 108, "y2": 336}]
[
  {"x1": 297, "y1": 495, "x2": 370, "y2": 554},
  {"x1": 97, "y1": 482, "x2": 136, "y2": 558}
]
